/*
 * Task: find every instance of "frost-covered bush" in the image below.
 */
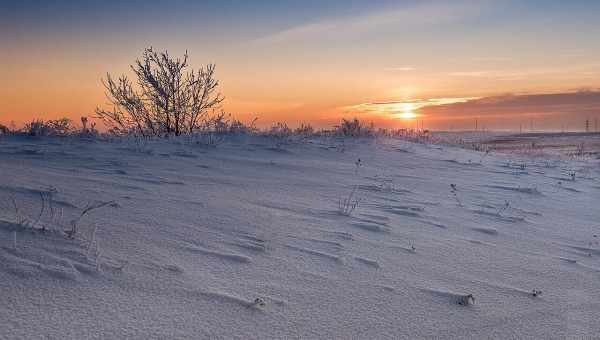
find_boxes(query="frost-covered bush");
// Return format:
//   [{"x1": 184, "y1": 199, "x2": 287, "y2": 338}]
[
  {"x1": 294, "y1": 123, "x2": 314, "y2": 137},
  {"x1": 23, "y1": 120, "x2": 50, "y2": 136},
  {"x1": 1, "y1": 188, "x2": 115, "y2": 239},
  {"x1": 228, "y1": 118, "x2": 258, "y2": 135},
  {"x1": 268, "y1": 122, "x2": 292, "y2": 138},
  {"x1": 180, "y1": 114, "x2": 259, "y2": 145},
  {"x1": 96, "y1": 47, "x2": 223, "y2": 137},
  {"x1": 23, "y1": 118, "x2": 74, "y2": 137},
  {"x1": 79, "y1": 116, "x2": 100, "y2": 138},
  {"x1": 0, "y1": 123, "x2": 9, "y2": 135},
  {"x1": 334, "y1": 118, "x2": 374, "y2": 137},
  {"x1": 207, "y1": 112, "x2": 258, "y2": 135},
  {"x1": 267, "y1": 122, "x2": 293, "y2": 147}
]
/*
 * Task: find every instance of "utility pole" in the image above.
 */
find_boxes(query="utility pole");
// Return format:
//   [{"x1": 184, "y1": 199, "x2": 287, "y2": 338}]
[
  {"x1": 595, "y1": 118, "x2": 598, "y2": 132},
  {"x1": 585, "y1": 119, "x2": 590, "y2": 132},
  {"x1": 475, "y1": 118, "x2": 478, "y2": 131}
]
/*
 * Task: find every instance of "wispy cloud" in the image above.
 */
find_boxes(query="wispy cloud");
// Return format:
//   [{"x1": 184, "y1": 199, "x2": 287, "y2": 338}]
[
  {"x1": 341, "y1": 97, "x2": 479, "y2": 118},
  {"x1": 447, "y1": 65, "x2": 600, "y2": 80},
  {"x1": 252, "y1": 1, "x2": 487, "y2": 45},
  {"x1": 387, "y1": 66, "x2": 416, "y2": 72}
]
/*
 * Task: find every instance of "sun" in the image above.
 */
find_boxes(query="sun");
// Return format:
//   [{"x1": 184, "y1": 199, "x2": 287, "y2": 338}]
[
  {"x1": 399, "y1": 110, "x2": 418, "y2": 120},
  {"x1": 397, "y1": 102, "x2": 418, "y2": 120},
  {"x1": 355, "y1": 101, "x2": 421, "y2": 120}
]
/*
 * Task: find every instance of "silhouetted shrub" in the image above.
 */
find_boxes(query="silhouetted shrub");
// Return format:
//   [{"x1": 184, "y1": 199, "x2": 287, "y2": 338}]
[
  {"x1": 267, "y1": 122, "x2": 292, "y2": 147},
  {"x1": 23, "y1": 118, "x2": 74, "y2": 137},
  {"x1": 294, "y1": 123, "x2": 314, "y2": 136},
  {"x1": 334, "y1": 118, "x2": 374, "y2": 137},
  {"x1": 96, "y1": 47, "x2": 224, "y2": 137},
  {"x1": 79, "y1": 116, "x2": 99, "y2": 138}
]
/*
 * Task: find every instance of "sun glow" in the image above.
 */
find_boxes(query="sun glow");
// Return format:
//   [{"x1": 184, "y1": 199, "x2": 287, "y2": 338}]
[
  {"x1": 342, "y1": 97, "x2": 479, "y2": 123},
  {"x1": 397, "y1": 103, "x2": 418, "y2": 120},
  {"x1": 399, "y1": 111, "x2": 417, "y2": 119}
]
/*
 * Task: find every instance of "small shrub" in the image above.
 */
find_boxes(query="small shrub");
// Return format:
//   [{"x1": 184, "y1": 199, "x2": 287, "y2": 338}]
[
  {"x1": 79, "y1": 116, "x2": 99, "y2": 138},
  {"x1": 187, "y1": 114, "x2": 258, "y2": 145},
  {"x1": 206, "y1": 113, "x2": 258, "y2": 135},
  {"x1": 334, "y1": 118, "x2": 374, "y2": 137},
  {"x1": 294, "y1": 123, "x2": 314, "y2": 137},
  {"x1": 2, "y1": 187, "x2": 60, "y2": 231},
  {"x1": 496, "y1": 200, "x2": 510, "y2": 216},
  {"x1": 228, "y1": 118, "x2": 258, "y2": 135},
  {"x1": 47, "y1": 118, "x2": 74, "y2": 136},
  {"x1": 1, "y1": 187, "x2": 115, "y2": 239},
  {"x1": 209, "y1": 111, "x2": 232, "y2": 135},
  {"x1": 23, "y1": 118, "x2": 74, "y2": 137},
  {"x1": 339, "y1": 186, "x2": 360, "y2": 216},
  {"x1": 65, "y1": 200, "x2": 116, "y2": 239},
  {"x1": 268, "y1": 122, "x2": 292, "y2": 147},
  {"x1": 576, "y1": 142, "x2": 585, "y2": 156},
  {"x1": 24, "y1": 119, "x2": 49, "y2": 136}
]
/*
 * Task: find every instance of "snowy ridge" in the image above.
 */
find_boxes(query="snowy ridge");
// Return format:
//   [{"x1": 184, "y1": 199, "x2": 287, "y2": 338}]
[{"x1": 0, "y1": 135, "x2": 599, "y2": 339}]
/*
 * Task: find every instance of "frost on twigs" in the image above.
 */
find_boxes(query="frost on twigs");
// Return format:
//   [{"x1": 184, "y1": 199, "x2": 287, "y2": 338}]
[
  {"x1": 1, "y1": 187, "x2": 117, "y2": 241},
  {"x1": 2, "y1": 187, "x2": 61, "y2": 232}
]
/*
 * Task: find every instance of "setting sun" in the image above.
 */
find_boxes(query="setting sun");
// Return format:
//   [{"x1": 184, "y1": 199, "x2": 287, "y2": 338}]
[
  {"x1": 397, "y1": 102, "x2": 419, "y2": 120},
  {"x1": 399, "y1": 110, "x2": 418, "y2": 120}
]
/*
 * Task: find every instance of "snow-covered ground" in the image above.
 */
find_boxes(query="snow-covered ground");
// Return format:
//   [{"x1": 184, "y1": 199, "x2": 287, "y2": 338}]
[{"x1": 1, "y1": 135, "x2": 599, "y2": 339}]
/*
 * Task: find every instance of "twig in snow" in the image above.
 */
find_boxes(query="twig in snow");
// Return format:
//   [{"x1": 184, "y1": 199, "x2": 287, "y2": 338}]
[{"x1": 65, "y1": 200, "x2": 116, "y2": 239}]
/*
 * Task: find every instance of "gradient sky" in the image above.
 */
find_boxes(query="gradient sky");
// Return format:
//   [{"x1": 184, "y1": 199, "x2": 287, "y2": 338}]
[{"x1": 1, "y1": 0, "x2": 600, "y2": 130}]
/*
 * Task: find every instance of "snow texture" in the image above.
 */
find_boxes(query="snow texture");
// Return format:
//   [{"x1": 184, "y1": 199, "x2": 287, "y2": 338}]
[{"x1": 1, "y1": 134, "x2": 599, "y2": 339}]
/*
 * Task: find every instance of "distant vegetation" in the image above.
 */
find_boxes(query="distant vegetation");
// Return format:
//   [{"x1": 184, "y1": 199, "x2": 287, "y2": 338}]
[
  {"x1": 0, "y1": 115, "x2": 438, "y2": 145},
  {"x1": 2, "y1": 117, "x2": 99, "y2": 138}
]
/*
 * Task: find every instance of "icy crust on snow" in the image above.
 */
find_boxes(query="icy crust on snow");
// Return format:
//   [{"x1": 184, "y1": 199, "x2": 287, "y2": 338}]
[{"x1": 0, "y1": 135, "x2": 599, "y2": 339}]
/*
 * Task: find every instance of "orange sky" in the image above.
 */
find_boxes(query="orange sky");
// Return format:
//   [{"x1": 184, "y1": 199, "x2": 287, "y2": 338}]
[{"x1": 2, "y1": 1, "x2": 600, "y2": 131}]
